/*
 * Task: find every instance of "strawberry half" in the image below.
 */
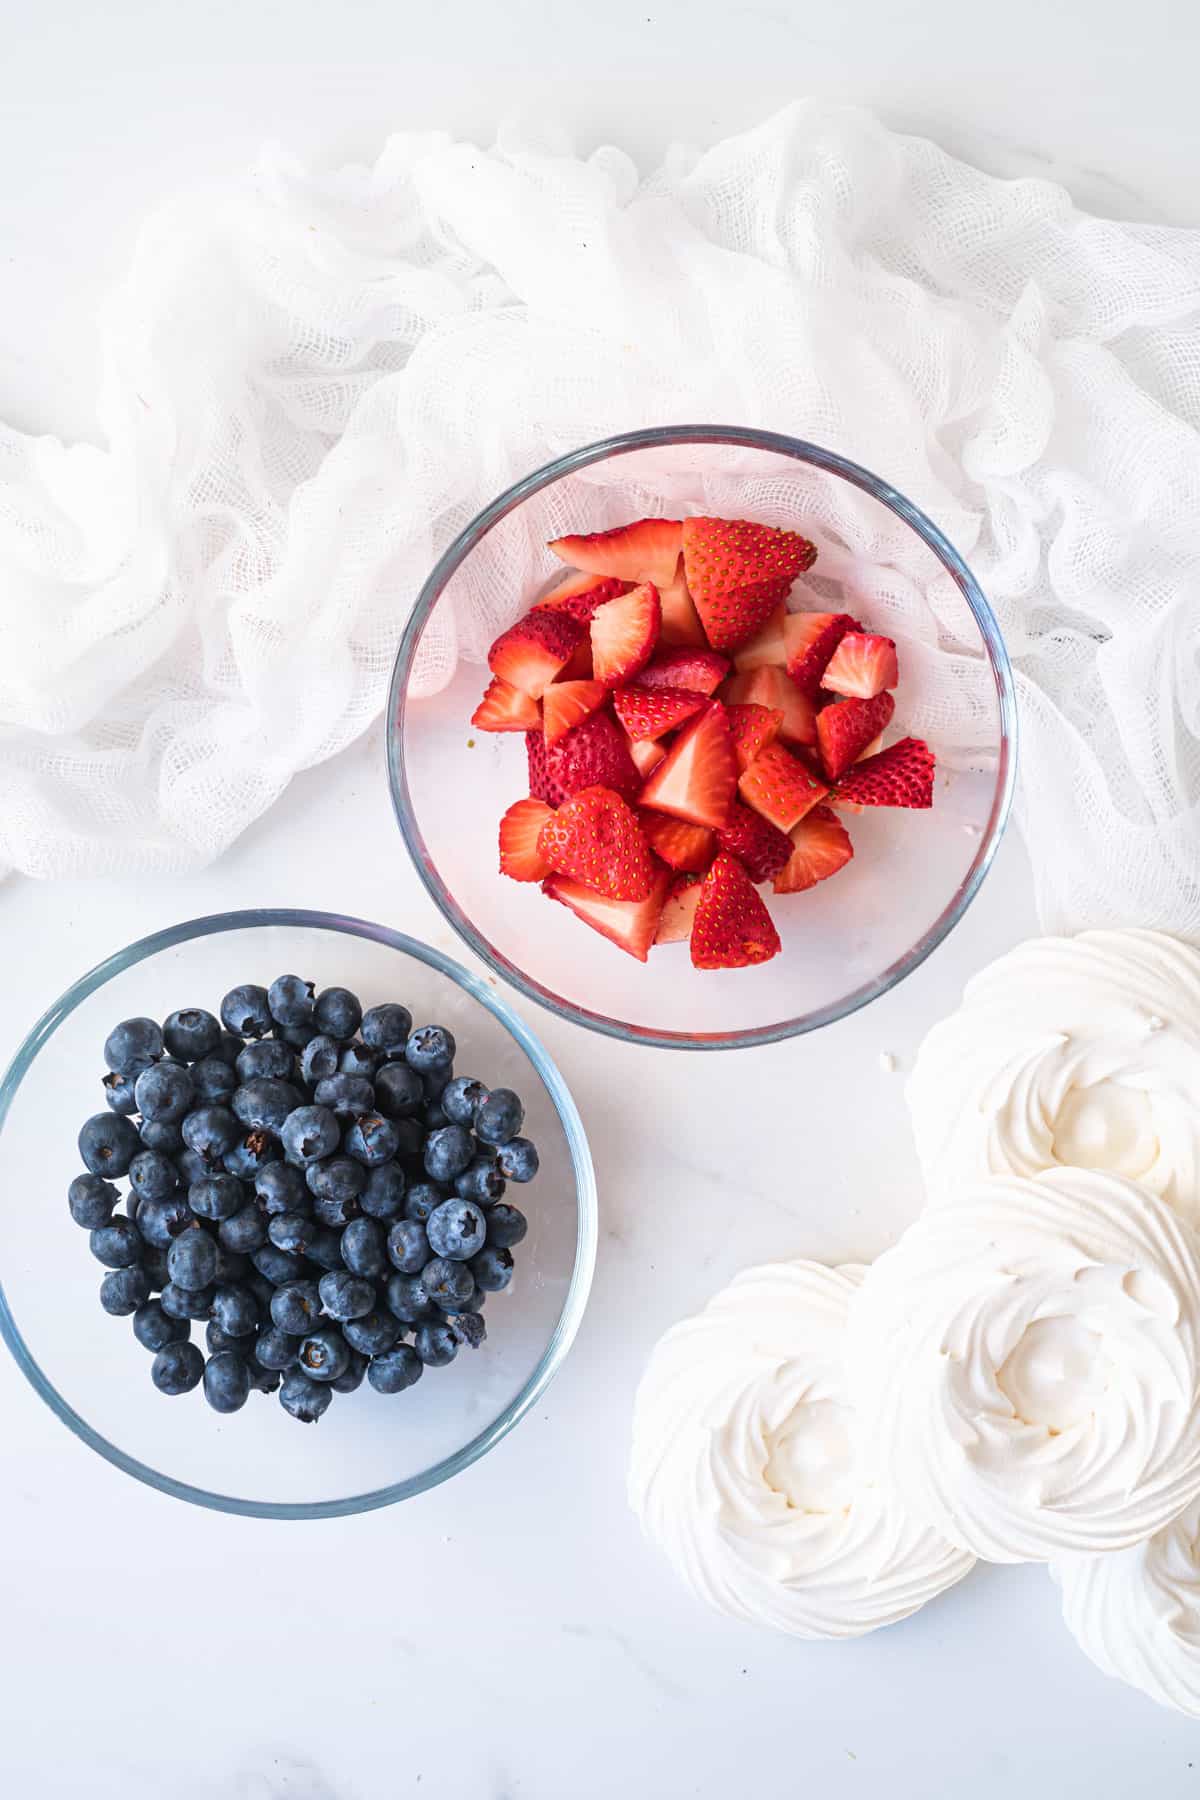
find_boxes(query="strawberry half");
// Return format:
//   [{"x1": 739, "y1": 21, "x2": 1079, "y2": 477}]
[
  {"x1": 526, "y1": 730, "x2": 568, "y2": 805},
  {"x1": 655, "y1": 873, "x2": 702, "y2": 945},
  {"x1": 657, "y1": 569, "x2": 707, "y2": 649},
  {"x1": 591, "y1": 582, "x2": 661, "y2": 687},
  {"x1": 638, "y1": 701, "x2": 737, "y2": 831},
  {"x1": 738, "y1": 741, "x2": 830, "y2": 832},
  {"x1": 637, "y1": 647, "x2": 730, "y2": 697},
  {"x1": 773, "y1": 806, "x2": 855, "y2": 894},
  {"x1": 721, "y1": 664, "x2": 815, "y2": 748},
  {"x1": 549, "y1": 519, "x2": 683, "y2": 589},
  {"x1": 640, "y1": 810, "x2": 716, "y2": 873},
  {"x1": 716, "y1": 800, "x2": 794, "y2": 884},
  {"x1": 690, "y1": 852, "x2": 782, "y2": 970},
  {"x1": 627, "y1": 736, "x2": 667, "y2": 779},
  {"x1": 472, "y1": 678, "x2": 541, "y2": 734},
  {"x1": 613, "y1": 683, "x2": 707, "y2": 743},
  {"x1": 732, "y1": 603, "x2": 789, "y2": 672},
  {"x1": 834, "y1": 738, "x2": 935, "y2": 809},
  {"x1": 543, "y1": 866, "x2": 671, "y2": 963},
  {"x1": 498, "y1": 798, "x2": 555, "y2": 882},
  {"x1": 693, "y1": 576, "x2": 794, "y2": 656},
  {"x1": 816, "y1": 691, "x2": 896, "y2": 781},
  {"x1": 488, "y1": 610, "x2": 585, "y2": 699},
  {"x1": 727, "y1": 702, "x2": 784, "y2": 772},
  {"x1": 682, "y1": 516, "x2": 817, "y2": 603},
  {"x1": 545, "y1": 709, "x2": 642, "y2": 803},
  {"x1": 542, "y1": 679, "x2": 607, "y2": 748},
  {"x1": 535, "y1": 572, "x2": 632, "y2": 623},
  {"x1": 783, "y1": 611, "x2": 859, "y2": 699},
  {"x1": 537, "y1": 786, "x2": 654, "y2": 900},
  {"x1": 821, "y1": 631, "x2": 899, "y2": 700}
]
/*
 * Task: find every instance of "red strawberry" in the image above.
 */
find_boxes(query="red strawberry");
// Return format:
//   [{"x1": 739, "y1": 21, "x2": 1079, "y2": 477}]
[
  {"x1": 542, "y1": 679, "x2": 607, "y2": 748},
  {"x1": 721, "y1": 664, "x2": 815, "y2": 748},
  {"x1": 773, "y1": 806, "x2": 854, "y2": 894},
  {"x1": 657, "y1": 569, "x2": 707, "y2": 648},
  {"x1": 498, "y1": 798, "x2": 555, "y2": 882},
  {"x1": 693, "y1": 575, "x2": 794, "y2": 655},
  {"x1": 472, "y1": 678, "x2": 540, "y2": 733},
  {"x1": 821, "y1": 631, "x2": 899, "y2": 700},
  {"x1": 816, "y1": 691, "x2": 896, "y2": 780},
  {"x1": 526, "y1": 730, "x2": 568, "y2": 805},
  {"x1": 654, "y1": 873, "x2": 702, "y2": 945},
  {"x1": 638, "y1": 647, "x2": 730, "y2": 697},
  {"x1": 545, "y1": 709, "x2": 642, "y2": 803},
  {"x1": 638, "y1": 701, "x2": 737, "y2": 831},
  {"x1": 591, "y1": 582, "x2": 661, "y2": 687},
  {"x1": 549, "y1": 518, "x2": 683, "y2": 588},
  {"x1": 488, "y1": 610, "x2": 585, "y2": 699},
  {"x1": 543, "y1": 866, "x2": 671, "y2": 963},
  {"x1": 612, "y1": 683, "x2": 706, "y2": 742},
  {"x1": 783, "y1": 611, "x2": 859, "y2": 699},
  {"x1": 834, "y1": 738, "x2": 935, "y2": 809},
  {"x1": 640, "y1": 810, "x2": 716, "y2": 873},
  {"x1": 738, "y1": 741, "x2": 830, "y2": 832},
  {"x1": 535, "y1": 572, "x2": 632, "y2": 623},
  {"x1": 537, "y1": 786, "x2": 654, "y2": 900},
  {"x1": 690, "y1": 852, "x2": 782, "y2": 970},
  {"x1": 558, "y1": 637, "x2": 595, "y2": 682},
  {"x1": 682, "y1": 516, "x2": 816, "y2": 603},
  {"x1": 716, "y1": 800, "x2": 793, "y2": 884},
  {"x1": 726, "y1": 702, "x2": 784, "y2": 772},
  {"x1": 732, "y1": 602, "x2": 789, "y2": 671},
  {"x1": 628, "y1": 736, "x2": 667, "y2": 779}
]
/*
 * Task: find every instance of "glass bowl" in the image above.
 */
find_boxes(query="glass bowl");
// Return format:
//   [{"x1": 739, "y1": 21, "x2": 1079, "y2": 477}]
[
  {"x1": 0, "y1": 910, "x2": 596, "y2": 1518},
  {"x1": 388, "y1": 426, "x2": 1017, "y2": 1050}
]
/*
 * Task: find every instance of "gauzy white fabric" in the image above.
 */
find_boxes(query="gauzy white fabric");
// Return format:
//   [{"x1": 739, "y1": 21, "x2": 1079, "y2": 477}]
[{"x1": 2, "y1": 101, "x2": 1200, "y2": 911}]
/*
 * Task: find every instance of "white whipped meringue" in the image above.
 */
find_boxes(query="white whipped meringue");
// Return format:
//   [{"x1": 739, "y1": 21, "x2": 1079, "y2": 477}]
[
  {"x1": 627, "y1": 1260, "x2": 974, "y2": 1638},
  {"x1": 1053, "y1": 1503, "x2": 1200, "y2": 1717},
  {"x1": 907, "y1": 930, "x2": 1200, "y2": 1224},
  {"x1": 845, "y1": 1168, "x2": 1200, "y2": 1562}
]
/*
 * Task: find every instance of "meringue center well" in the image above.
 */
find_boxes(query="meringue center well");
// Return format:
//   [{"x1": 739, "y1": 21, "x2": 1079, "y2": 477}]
[
  {"x1": 996, "y1": 1315, "x2": 1110, "y2": 1432},
  {"x1": 1051, "y1": 1082, "x2": 1158, "y2": 1179},
  {"x1": 763, "y1": 1399, "x2": 857, "y2": 1511}
]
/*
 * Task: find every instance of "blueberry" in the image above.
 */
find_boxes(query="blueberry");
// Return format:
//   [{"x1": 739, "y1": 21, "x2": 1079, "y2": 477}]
[
  {"x1": 386, "y1": 1219, "x2": 430, "y2": 1275},
  {"x1": 223, "y1": 1130, "x2": 281, "y2": 1181},
  {"x1": 187, "y1": 1174, "x2": 243, "y2": 1221},
  {"x1": 268, "y1": 1213, "x2": 317, "y2": 1257},
  {"x1": 414, "y1": 1322, "x2": 459, "y2": 1367},
  {"x1": 475, "y1": 1088, "x2": 524, "y2": 1147},
  {"x1": 331, "y1": 1349, "x2": 368, "y2": 1393},
  {"x1": 244, "y1": 1270, "x2": 277, "y2": 1313},
  {"x1": 134, "y1": 1062, "x2": 196, "y2": 1126},
  {"x1": 313, "y1": 1072, "x2": 375, "y2": 1118},
  {"x1": 449, "y1": 1311, "x2": 487, "y2": 1350},
  {"x1": 495, "y1": 1137, "x2": 539, "y2": 1182},
  {"x1": 152, "y1": 1341, "x2": 204, "y2": 1395},
  {"x1": 136, "y1": 1191, "x2": 194, "y2": 1248},
  {"x1": 306, "y1": 1155, "x2": 365, "y2": 1205},
  {"x1": 214, "y1": 1029, "x2": 247, "y2": 1068},
  {"x1": 441, "y1": 1076, "x2": 489, "y2": 1127},
  {"x1": 470, "y1": 1245, "x2": 514, "y2": 1293},
  {"x1": 486, "y1": 1203, "x2": 528, "y2": 1249},
  {"x1": 373, "y1": 1062, "x2": 424, "y2": 1120},
  {"x1": 297, "y1": 1327, "x2": 349, "y2": 1383},
  {"x1": 385, "y1": 1273, "x2": 436, "y2": 1325},
  {"x1": 141, "y1": 1246, "x2": 172, "y2": 1289},
  {"x1": 280, "y1": 1105, "x2": 340, "y2": 1165},
  {"x1": 212, "y1": 1242, "x2": 250, "y2": 1284},
  {"x1": 167, "y1": 1228, "x2": 218, "y2": 1291},
  {"x1": 204, "y1": 1350, "x2": 251, "y2": 1414},
  {"x1": 89, "y1": 1217, "x2": 143, "y2": 1268},
  {"x1": 426, "y1": 1199, "x2": 486, "y2": 1261},
  {"x1": 211, "y1": 1284, "x2": 258, "y2": 1338},
  {"x1": 368, "y1": 1344, "x2": 424, "y2": 1394},
  {"x1": 424, "y1": 1104, "x2": 447, "y2": 1131},
  {"x1": 162, "y1": 1008, "x2": 221, "y2": 1063},
  {"x1": 100, "y1": 1265, "x2": 150, "y2": 1315},
  {"x1": 255, "y1": 1326, "x2": 302, "y2": 1371},
  {"x1": 299, "y1": 1036, "x2": 340, "y2": 1086},
  {"x1": 133, "y1": 1300, "x2": 189, "y2": 1351},
  {"x1": 312, "y1": 1192, "x2": 361, "y2": 1229},
  {"x1": 267, "y1": 974, "x2": 315, "y2": 1030},
  {"x1": 341, "y1": 1217, "x2": 386, "y2": 1279},
  {"x1": 345, "y1": 1113, "x2": 401, "y2": 1167},
  {"x1": 236, "y1": 1039, "x2": 295, "y2": 1083},
  {"x1": 138, "y1": 1118, "x2": 185, "y2": 1153},
  {"x1": 306, "y1": 1227, "x2": 347, "y2": 1272},
  {"x1": 455, "y1": 1156, "x2": 506, "y2": 1205},
  {"x1": 270, "y1": 1280, "x2": 322, "y2": 1336},
  {"x1": 254, "y1": 1161, "x2": 308, "y2": 1216},
  {"x1": 318, "y1": 1269, "x2": 376, "y2": 1321},
  {"x1": 233, "y1": 1079, "x2": 302, "y2": 1136},
  {"x1": 403, "y1": 1181, "x2": 445, "y2": 1225},
  {"x1": 104, "y1": 1017, "x2": 164, "y2": 1076},
  {"x1": 252, "y1": 1244, "x2": 307, "y2": 1288},
  {"x1": 189, "y1": 1056, "x2": 238, "y2": 1106},
  {"x1": 405, "y1": 1024, "x2": 455, "y2": 1072},
  {"x1": 218, "y1": 1205, "x2": 267, "y2": 1254},
  {"x1": 177, "y1": 1147, "x2": 215, "y2": 1188},
  {"x1": 220, "y1": 984, "x2": 272, "y2": 1040},
  {"x1": 206, "y1": 1319, "x2": 250, "y2": 1355},
  {"x1": 69, "y1": 1173, "x2": 118, "y2": 1229},
  {"x1": 422, "y1": 1256, "x2": 475, "y2": 1310},
  {"x1": 361, "y1": 1004, "x2": 413, "y2": 1056},
  {"x1": 423, "y1": 1125, "x2": 474, "y2": 1183},
  {"x1": 313, "y1": 986, "x2": 362, "y2": 1042},
  {"x1": 280, "y1": 1020, "x2": 321, "y2": 1051},
  {"x1": 360, "y1": 1163, "x2": 407, "y2": 1221},
  {"x1": 339, "y1": 1042, "x2": 382, "y2": 1079},
  {"x1": 342, "y1": 1309, "x2": 402, "y2": 1357},
  {"x1": 78, "y1": 1113, "x2": 141, "y2": 1178},
  {"x1": 181, "y1": 1105, "x2": 240, "y2": 1163},
  {"x1": 279, "y1": 1368, "x2": 332, "y2": 1423},
  {"x1": 246, "y1": 1361, "x2": 282, "y2": 1396},
  {"x1": 102, "y1": 1068, "x2": 143, "y2": 1115},
  {"x1": 422, "y1": 1067, "x2": 452, "y2": 1105},
  {"x1": 160, "y1": 1281, "x2": 214, "y2": 1321},
  {"x1": 391, "y1": 1119, "x2": 426, "y2": 1163}
]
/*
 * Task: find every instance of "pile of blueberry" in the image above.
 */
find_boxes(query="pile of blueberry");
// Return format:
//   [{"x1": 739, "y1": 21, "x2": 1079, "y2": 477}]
[{"x1": 70, "y1": 978, "x2": 536, "y2": 1422}]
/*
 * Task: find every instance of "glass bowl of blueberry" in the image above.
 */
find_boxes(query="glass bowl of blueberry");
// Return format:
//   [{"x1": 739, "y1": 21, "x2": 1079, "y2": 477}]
[{"x1": 0, "y1": 909, "x2": 596, "y2": 1517}]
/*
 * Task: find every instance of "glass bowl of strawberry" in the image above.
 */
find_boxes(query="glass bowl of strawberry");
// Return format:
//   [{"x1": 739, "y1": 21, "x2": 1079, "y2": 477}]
[{"x1": 386, "y1": 427, "x2": 1016, "y2": 1050}]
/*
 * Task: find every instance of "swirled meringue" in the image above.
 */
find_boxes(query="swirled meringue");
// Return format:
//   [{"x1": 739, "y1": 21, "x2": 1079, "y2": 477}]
[
  {"x1": 907, "y1": 930, "x2": 1200, "y2": 1224},
  {"x1": 627, "y1": 1260, "x2": 974, "y2": 1638},
  {"x1": 846, "y1": 1168, "x2": 1200, "y2": 1562},
  {"x1": 1053, "y1": 1503, "x2": 1200, "y2": 1717}
]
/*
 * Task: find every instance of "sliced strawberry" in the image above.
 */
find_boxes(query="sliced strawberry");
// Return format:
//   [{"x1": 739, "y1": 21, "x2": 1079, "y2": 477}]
[
  {"x1": 638, "y1": 701, "x2": 737, "y2": 831},
  {"x1": 693, "y1": 576, "x2": 793, "y2": 656},
  {"x1": 726, "y1": 702, "x2": 784, "y2": 772},
  {"x1": 542, "y1": 679, "x2": 607, "y2": 748},
  {"x1": 834, "y1": 738, "x2": 935, "y2": 809},
  {"x1": 783, "y1": 611, "x2": 859, "y2": 699},
  {"x1": 526, "y1": 730, "x2": 568, "y2": 805},
  {"x1": 535, "y1": 572, "x2": 632, "y2": 623},
  {"x1": 732, "y1": 603, "x2": 789, "y2": 671},
  {"x1": 558, "y1": 637, "x2": 595, "y2": 682},
  {"x1": 472, "y1": 678, "x2": 541, "y2": 734},
  {"x1": 545, "y1": 709, "x2": 642, "y2": 803},
  {"x1": 773, "y1": 806, "x2": 855, "y2": 894},
  {"x1": 682, "y1": 516, "x2": 816, "y2": 603},
  {"x1": 640, "y1": 810, "x2": 716, "y2": 873},
  {"x1": 638, "y1": 647, "x2": 730, "y2": 697},
  {"x1": 498, "y1": 798, "x2": 555, "y2": 882},
  {"x1": 716, "y1": 800, "x2": 793, "y2": 884},
  {"x1": 488, "y1": 610, "x2": 585, "y2": 699},
  {"x1": 721, "y1": 664, "x2": 815, "y2": 748},
  {"x1": 612, "y1": 683, "x2": 706, "y2": 742},
  {"x1": 657, "y1": 569, "x2": 707, "y2": 649},
  {"x1": 690, "y1": 852, "x2": 782, "y2": 970},
  {"x1": 537, "y1": 786, "x2": 654, "y2": 900},
  {"x1": 549, "y1": 519, "x2": 683, "y2": 589},
  {"x1": 816, "y1": 691, "x2": 896, "y2": 780},
  {"x1": 821, "y1": 631, "x2": 899, "y2": 700},
  {"x1": 543, "y1": 866, "x2": 671, "y2": 963},
  {"x1": 738, "y1": 741, "x2": 829, "y2": 832},
  {"x1": 591, "y1": 582, "x2": 661, "y2": 687},
  {"x1": 654, "y1": 873, "x2": 703, "y2": 945},
  {"x1": 627, "y1": 736, "x2": 667, "y2": 779}
]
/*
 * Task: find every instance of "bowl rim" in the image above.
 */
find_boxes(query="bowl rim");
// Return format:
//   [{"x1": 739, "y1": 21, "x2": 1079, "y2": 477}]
[
  {"x1": 387, "y1": 424, "x2": 1019, "y2": 1050},
  {"x1": 0, "y1": 907, "x2": 598, "y2": 1519}
]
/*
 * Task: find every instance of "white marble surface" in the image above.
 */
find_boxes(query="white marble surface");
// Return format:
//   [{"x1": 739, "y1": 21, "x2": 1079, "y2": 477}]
[{"x1": 3, "y1": 6, "x2": 1200, "y2": 1794}]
